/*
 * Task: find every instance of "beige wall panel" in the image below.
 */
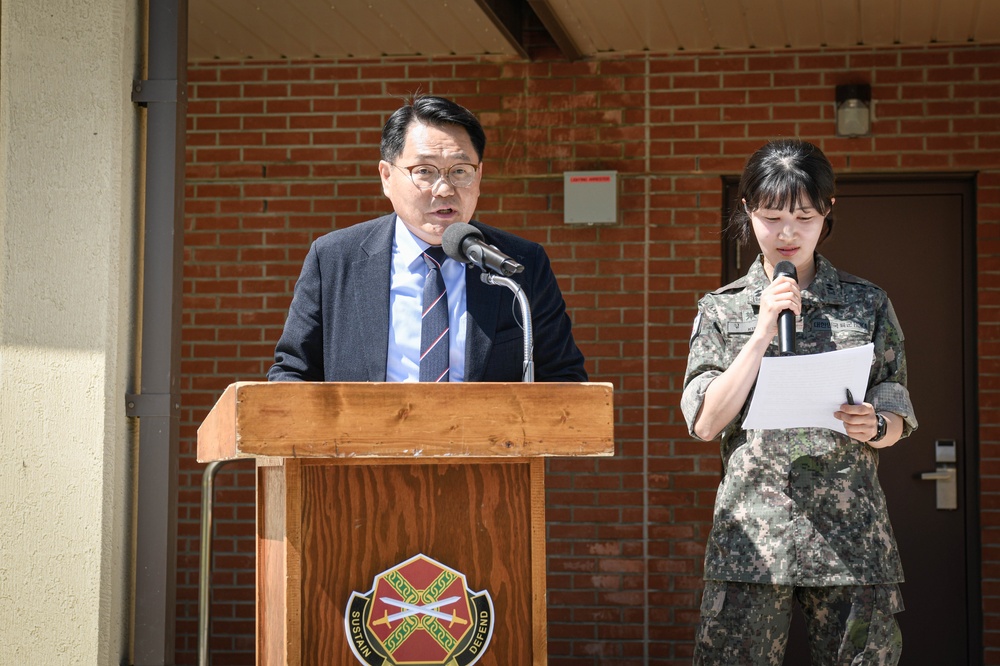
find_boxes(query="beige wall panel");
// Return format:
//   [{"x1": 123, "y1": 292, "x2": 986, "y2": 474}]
[{"x1": 0, "y1": 0, "x2": 140, "y2": 663}]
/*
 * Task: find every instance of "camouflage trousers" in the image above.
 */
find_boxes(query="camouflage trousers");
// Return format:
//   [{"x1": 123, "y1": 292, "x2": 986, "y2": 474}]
[{"x1": 693, "y1": 580, "x2": 903, "y2": 666}]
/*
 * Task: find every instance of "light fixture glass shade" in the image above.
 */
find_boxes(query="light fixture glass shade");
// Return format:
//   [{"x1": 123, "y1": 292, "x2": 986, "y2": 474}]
[
  {"x1": 836, "y1": 100, "x2": 870, "y2": 137},
  {"x1": 835, "y1": 83, "x2": 872, "y2": 138}
]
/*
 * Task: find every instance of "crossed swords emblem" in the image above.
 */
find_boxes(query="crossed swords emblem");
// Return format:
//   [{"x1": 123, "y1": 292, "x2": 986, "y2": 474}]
[{"x1": 372, "y1": 595, "x2": 469, "y2": 629}]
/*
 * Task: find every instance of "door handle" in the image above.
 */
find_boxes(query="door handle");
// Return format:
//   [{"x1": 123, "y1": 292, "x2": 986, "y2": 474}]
[{"x1": 919, "y1": 466, "x2": 957, "y2": 510}]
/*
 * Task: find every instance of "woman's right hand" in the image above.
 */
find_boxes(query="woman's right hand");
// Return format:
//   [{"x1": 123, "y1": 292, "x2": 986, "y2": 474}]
[
  {"x1": 693, "y1": 275, "x2": 803, "y2": 441},
  {"x1": 754, "y1": 274, "x2": 801, "y2": 342}
]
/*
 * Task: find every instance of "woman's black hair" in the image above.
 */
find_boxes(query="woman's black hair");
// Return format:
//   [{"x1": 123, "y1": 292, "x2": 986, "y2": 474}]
[
  {"x1": 380, "y1": 95, "x2": 486, "y2": 164},
  {"x1": 728, "y1": 139, "x2": 836, "y2": 246}
]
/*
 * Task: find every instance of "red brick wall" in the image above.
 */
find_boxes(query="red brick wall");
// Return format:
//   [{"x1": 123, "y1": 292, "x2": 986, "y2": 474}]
[{"x1": 180, "y1": 44, "x2": 1000, "y2": 664}]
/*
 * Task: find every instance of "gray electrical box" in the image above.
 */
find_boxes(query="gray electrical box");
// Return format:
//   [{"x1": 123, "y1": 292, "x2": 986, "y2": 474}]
[{"x1": 564, "y1": 170, "x2": 618, "y2": 225}]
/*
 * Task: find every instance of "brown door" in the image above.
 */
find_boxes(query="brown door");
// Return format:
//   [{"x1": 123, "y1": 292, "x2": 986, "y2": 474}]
[{"x1": 722, "y1": 176, "x2": 980, "y2": 664}]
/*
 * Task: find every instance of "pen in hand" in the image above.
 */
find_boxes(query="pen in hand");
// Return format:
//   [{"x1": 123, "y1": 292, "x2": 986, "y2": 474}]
[{"x1": 846, "y1": 388, "x2": 854, "y2": 406}]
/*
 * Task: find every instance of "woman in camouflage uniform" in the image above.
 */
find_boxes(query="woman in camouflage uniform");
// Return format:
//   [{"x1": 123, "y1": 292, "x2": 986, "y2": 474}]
[{"x1": 681, "y1": 139, "x2": 918, "y2": 666}]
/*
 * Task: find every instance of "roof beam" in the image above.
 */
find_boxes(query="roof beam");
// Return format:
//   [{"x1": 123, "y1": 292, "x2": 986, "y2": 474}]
[
  {"x1": 526, "y1": 0, "x2": 584, "y2": 60},
  {"x1": 473, "y1": 0, "x2": 529, "y2": 59}
]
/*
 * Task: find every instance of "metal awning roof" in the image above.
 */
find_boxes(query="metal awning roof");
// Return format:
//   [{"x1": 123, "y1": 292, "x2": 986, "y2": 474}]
[{"x1": 189, "y1": 0, "x2": 1000, "y2": 62}]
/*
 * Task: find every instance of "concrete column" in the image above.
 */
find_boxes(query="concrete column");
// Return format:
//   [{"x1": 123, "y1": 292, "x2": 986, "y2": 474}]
[{"x1": 0, "y1": 1, "x2": 141, "y2": 663}]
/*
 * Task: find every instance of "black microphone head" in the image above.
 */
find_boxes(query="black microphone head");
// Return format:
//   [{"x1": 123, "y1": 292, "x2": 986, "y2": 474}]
[
  {"x1": 442, "y1": 222, "x2": 483, "y2": 263},
  {"x1": 773, "y1": 260, "x2": 797, "y2": 280}
]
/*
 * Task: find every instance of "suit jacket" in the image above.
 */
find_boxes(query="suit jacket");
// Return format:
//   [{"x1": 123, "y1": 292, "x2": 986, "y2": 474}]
[{"x1": 268, "y1": 214, "x2": 587, "y2": 382}]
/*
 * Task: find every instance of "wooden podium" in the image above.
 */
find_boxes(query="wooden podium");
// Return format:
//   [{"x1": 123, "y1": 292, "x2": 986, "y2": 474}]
[{"x1": 197, "y1": 381, "x2": 614, "y2": 666}]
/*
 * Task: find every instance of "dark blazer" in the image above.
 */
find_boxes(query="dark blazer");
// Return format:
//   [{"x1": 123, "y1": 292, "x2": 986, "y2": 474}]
[{"x1": 268, "y1": 214, "x2": 587, "y2": 382}]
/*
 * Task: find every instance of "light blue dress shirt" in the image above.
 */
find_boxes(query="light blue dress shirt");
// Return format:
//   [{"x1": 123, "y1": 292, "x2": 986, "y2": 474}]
[{"x1": 386, "y1": 216, "x2": 468, "y2": 382}]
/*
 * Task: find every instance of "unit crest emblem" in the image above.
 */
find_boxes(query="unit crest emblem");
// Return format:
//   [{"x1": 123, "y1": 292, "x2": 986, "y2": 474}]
[{"x1": 345, "y1": 554, "x2": 494, "y2": 666}]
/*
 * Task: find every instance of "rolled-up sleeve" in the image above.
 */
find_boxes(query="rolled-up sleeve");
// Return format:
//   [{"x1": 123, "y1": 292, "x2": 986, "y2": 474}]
[
  {"x1": 865, "y1": 295, "x2": 918, "y2": 437},
  {"x1": 681, "y1": 302, "x2": 728, "y2": 438}
]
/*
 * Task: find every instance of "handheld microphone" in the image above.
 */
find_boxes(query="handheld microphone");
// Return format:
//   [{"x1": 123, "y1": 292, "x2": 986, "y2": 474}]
[
  {"x1": 442, "y1": 222, "x2": 524, "y2": 277},
  {"x1": 773, "y1": 260, "x2": 797, "y2": 356}
]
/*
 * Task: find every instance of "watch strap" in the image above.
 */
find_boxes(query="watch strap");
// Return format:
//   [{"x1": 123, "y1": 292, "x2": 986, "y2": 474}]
[{"x1": 870, "y1": 412, "x2": 887, "y2": 442}]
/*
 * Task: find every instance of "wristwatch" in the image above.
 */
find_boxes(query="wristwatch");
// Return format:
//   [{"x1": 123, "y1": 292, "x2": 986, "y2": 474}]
[{"x1": 870, "y1": 412, "x2": 887, "y2": 443}]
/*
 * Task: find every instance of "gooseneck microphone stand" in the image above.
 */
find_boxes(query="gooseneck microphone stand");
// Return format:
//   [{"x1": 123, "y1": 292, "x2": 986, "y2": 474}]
[
  {"x1": 441, "y1": 223, "x2": 534, "y2": 382},
  {"x1": 479, "y1": 273, "x2": 534, "y2": 383}
]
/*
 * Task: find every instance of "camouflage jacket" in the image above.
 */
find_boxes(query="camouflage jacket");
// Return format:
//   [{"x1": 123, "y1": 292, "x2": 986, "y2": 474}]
[{"x1": 681, "y1": 254, "x2": 918, "y2": 586}]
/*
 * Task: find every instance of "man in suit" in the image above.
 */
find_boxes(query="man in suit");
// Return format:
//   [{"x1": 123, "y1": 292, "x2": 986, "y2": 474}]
[{"x1": 268, "y1": 95, "x2": 587, "y2": 383}]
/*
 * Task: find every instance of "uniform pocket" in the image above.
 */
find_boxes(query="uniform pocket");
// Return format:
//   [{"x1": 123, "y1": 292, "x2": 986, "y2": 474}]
[
  {"x1": 876, "y1": 583, "x2": 904, "y2": 615},
  {"x1": 700, "y1": 579, "x2": 728, "y2": 618}
]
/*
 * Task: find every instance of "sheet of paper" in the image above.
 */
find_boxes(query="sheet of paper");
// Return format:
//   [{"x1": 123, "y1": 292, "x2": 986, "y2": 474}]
[{"x1": 742, "y1": 343, "x2": 874, "y2": 435}]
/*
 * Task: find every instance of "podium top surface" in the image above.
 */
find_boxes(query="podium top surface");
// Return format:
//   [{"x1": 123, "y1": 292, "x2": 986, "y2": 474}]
[{"x1": 197, "y1": 381, "x2": 614, "y2": 463}]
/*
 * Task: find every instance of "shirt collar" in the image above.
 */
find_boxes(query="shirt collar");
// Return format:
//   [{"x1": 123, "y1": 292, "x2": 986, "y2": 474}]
[
  {"x1": 805, "y1": 254, "x2": 846, "y2": 305},
  {"x1": 746, "y1": 253, "x2": 845, "y2": 306},
  {"x1": 393, "y1": 215, "x2": 433, "y2": 269}
]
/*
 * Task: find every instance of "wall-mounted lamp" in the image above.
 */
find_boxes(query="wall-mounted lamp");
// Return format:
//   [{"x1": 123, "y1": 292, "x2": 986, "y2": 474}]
[{"x1": 835, "y1": 83, "x2": 871, "y2": 138}]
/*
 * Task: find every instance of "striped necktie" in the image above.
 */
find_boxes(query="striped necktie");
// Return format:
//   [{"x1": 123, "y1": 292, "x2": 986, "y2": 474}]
[{"x1": 419, "y1": 246, "x2": 450, "y2": 382}]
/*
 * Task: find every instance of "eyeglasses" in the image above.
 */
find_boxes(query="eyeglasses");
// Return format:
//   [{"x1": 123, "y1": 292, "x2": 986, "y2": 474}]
[{"x1": 392, "y1": 162, "x2": 480, "y2": 190}]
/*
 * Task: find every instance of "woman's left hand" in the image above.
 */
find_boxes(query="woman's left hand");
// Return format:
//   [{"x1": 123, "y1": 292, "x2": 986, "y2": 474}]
[{"x1": 835, "y1": 401, "x2": 879, "y2": 442}]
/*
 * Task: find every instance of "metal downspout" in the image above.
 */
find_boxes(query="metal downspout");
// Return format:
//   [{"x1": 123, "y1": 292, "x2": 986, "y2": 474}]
[{"x1": 127, "y1": 1, "x2": 188, "y2": 664}]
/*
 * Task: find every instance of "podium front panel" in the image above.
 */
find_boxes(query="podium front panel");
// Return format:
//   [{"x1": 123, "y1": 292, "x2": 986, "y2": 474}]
[{"x1": 258, "y1": 459, "x2": 542, "y2": 665}]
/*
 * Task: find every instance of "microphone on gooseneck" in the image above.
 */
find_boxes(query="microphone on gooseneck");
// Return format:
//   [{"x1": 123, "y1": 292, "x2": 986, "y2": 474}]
[
  {"x1": 442, "y1": 222, "x2": 525, "y2": 277},
  {"x1": 773, "y1": 260, "x2": 797, "y2": 356}
]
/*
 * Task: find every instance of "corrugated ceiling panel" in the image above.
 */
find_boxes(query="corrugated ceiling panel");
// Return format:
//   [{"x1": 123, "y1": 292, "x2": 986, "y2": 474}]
[
  {"x1": 699, "y1": 0, "x2": 750, "y2": 50},
  {"x1": 932, "y1": 0, "x2": 977, "y2": 43},
  {"x1": 292, "y1": 1, "x2": 418, "y2": 56},
  {"x1": 819, "y1": 0, "x2": 860, "y2": 47},
  {"x1": 897, "y1": 0, "x2": 938, "y2": 44},
  {"x1": 662, "y1": 2, "x2": 718, "y2": 51},
  {"x1": 640, "y1": 2, "x2": 682, "y2": 52},
  {"x1": 561, "y1": 0, "x2": 618, "y2": 53},
  {"x1": 189, "y1": 0, "x2": 517, "y2": 60},
  {"x1": 190, "y1": 1, "x2": 280, "y2": 60},
  {"x1": 211, "y1": 0, "x2": 327, "y2": 57},
  {"x1": 974, "y1": 1, "x2": 1000, "y2": 43},
  {"x1": 741, "y1": 0, "x2": 789, "y2": 50},
  {"x1": 604, "y1": 0, "x2": 650, "y2": 53},
  {"x1": 858, "y1": 0, "x2": 898, "y2": 47},
  {"x1": 779, "y1": 0, "x2": 825, "y2": 49},
  {"x1": 189, "y1": 0, "x2": 1000, "y2": 62}
]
